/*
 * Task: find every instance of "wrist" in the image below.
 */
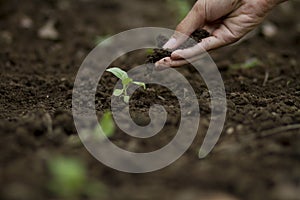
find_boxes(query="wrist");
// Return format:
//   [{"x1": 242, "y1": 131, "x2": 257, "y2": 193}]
[{"x1": 258, "y1": 0, "x2": 287, "y2": 12}]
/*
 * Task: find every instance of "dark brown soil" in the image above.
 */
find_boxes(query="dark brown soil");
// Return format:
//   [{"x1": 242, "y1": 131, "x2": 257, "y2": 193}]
[
  {"x1": 1, "y1": 0, "x2": 300, "y2": 200},
  {"x1": 146, "y1": 29, "x2": 210, "y2": 63}
]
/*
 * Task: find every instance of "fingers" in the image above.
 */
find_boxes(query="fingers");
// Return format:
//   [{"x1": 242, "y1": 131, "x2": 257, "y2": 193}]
[
  {"x1": 154, "y1": 57, "x2": 189, "y2": 70},
  {"x1": 154, "y1": 54, "x2": 207, "y2": 70},
  {"x1": 163, "y1": 1, "x2": 206, "y2": 49},
  {"x1": 170, "y1": 35, "x2": 226, "y2": 60},
  {"x1": 155, "y1": 34, "x2": 230, "y2": 69},
  {"x1": 203, "y1": 22, "x2": 222, "y2": 34},
  {"x1": 154, "y1": 57, "x2": 173, "y2": 70}
]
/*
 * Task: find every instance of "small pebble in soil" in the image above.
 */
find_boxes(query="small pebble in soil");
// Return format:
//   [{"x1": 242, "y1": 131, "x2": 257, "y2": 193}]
[
  {"x1": 38, "y1": 20, "x2": 59, "y2": 40},
  {"x1": 226, "y1": 127, "x2": 234, "y2": 135},
  {"x1": 20, "y1": 15, "x2": 33, "y2": 29},
  {"x1": 261, "y1": 22, "x2": 278, "y2": 38},
  {"x1": 236, "y1": 125, "x2": 243, "y2": 131}
]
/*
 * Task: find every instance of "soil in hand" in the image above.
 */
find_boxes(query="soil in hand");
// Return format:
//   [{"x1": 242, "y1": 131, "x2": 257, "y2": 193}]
[{"x1": 146, "y1": 29, "x2": 210, "y2": 63}]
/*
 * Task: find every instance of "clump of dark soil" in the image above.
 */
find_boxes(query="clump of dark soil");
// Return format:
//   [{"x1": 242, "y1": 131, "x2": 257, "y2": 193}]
[{"x1": 146, "y1": 29, "x2": 210, "y2": 63}]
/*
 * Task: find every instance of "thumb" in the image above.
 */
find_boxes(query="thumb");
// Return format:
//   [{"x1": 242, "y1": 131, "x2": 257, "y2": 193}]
[{"x1": 163, "y1": 1, "x2": 206, "y2": 49}]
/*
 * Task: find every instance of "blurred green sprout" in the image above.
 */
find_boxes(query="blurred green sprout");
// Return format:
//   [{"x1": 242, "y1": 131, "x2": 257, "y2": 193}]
[
  {"x1": 146, "y1": 48, "x2": 154, "y2": 55},
  {"x1": 230, "y1": 58, "x2": 262, "y2": 69},
  {"x1": 79, "y1": 111, "x2": 115, "y2": 141},
  {"x1": 95, "y1": 35, "x2": 112, "y2": 46},
  {"x1": 169, "y1": 0, "x2": 191, "y2": 21},
  {"x1": 48, "y1": 157, "x2": 86, "y2": 198},
  {"x1": 48, "y1": 157, "x2": 107, "y2": 198},
  {"x1": 98, "y1": 111, "x2": 115, "y2": 138},
  {"x1": 106, "y1": 67, "x2": 146, "y2": 103}
]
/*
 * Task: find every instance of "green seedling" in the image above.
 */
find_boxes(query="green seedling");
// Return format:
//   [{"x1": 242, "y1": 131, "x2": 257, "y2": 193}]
[
  {"x1": 230, "y1": 58, "x2": 262, "y2": 70},
  {"x1": 48, "y1": 157, "x2": 107, "y2": 199},
  {"x1": 106, "y1": 67, "x2": 146, "y2": 103},
  {"x1": 48, "y1": 157, "x2": 86, "y2": 198},
  {"x1": 168, "y1": 0, "x2": 191, "y2": 21},
  {"x1": 99, "y1": 111, "x2": 115, "y2": 137},
  {"x1": 146, "y1": 48, "x2": 154, "y2": 55},
  {"x1": 79, "y1": 111, "x2": 115, "y2": 141},
  {"x1": 95, "y1": 35, "x2": 112, "y2": 46}
]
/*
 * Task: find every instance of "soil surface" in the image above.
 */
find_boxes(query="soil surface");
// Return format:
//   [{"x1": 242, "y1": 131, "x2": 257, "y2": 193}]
[{"x1": 1, "y1": 0, "x2": 300, "y2": 200}]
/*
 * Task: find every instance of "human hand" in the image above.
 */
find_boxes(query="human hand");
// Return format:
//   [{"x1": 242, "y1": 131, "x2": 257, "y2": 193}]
[{"x1": 155, "y1": 0, "x2": 287, "y2": 69}]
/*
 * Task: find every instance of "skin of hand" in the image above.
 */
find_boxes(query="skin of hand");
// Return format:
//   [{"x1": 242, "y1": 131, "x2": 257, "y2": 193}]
[{"x1": 155, "y1": 0, "x2": 287, "y2": 70}]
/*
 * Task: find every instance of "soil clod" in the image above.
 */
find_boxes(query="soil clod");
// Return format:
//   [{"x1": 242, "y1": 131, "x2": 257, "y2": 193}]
[{"x1": 146, "y1": 29, "x2": 210, "y2": 64}]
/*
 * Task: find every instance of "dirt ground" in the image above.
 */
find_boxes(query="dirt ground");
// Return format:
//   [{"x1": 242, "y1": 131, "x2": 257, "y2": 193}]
[{"x1": 1, "y1": 0, "x2": 300, "y2": 200}]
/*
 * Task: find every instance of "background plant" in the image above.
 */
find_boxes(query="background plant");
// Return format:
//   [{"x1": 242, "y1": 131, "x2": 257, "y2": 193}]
[
  {"x1": 48, "y1": 156, "x2": 107, "y2": 199},
  {"x1": 98, "y1": 111, "x2": 115, "y2": 137},
  {"x1": 168, "y1": 0, "x2": 192, "y2": 21}
]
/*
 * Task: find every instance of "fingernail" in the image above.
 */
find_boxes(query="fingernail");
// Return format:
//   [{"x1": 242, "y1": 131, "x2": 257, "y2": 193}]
[
  {"x1": 171, "y1": 50, "x2": 183, "y2": 59},
  {"x1": 163, "y1": 37, "x2": 177, "y2": 49}
]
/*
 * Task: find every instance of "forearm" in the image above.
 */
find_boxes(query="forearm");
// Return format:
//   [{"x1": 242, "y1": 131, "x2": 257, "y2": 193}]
[{"x1": 258, "y1": 0, "x2": 288, "y2": 13}]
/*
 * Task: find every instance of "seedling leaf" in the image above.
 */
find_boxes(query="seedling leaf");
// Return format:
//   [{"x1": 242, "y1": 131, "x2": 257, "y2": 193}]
[
  {"x1": 122, "y1": 77, "x2": 133, "y2": 85},
  {"x1": 133, "y1": 81, "x2": 146, "y2": 90},
  {"x1": 106, "y1": 67, "x2": 128, "y2": 80},
  {"x1": 113, "y1": 89, "x2": 123, "y2": 96},
  {"x1": 124, "y1": 96, "x2": 130, "y2": 103}
]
